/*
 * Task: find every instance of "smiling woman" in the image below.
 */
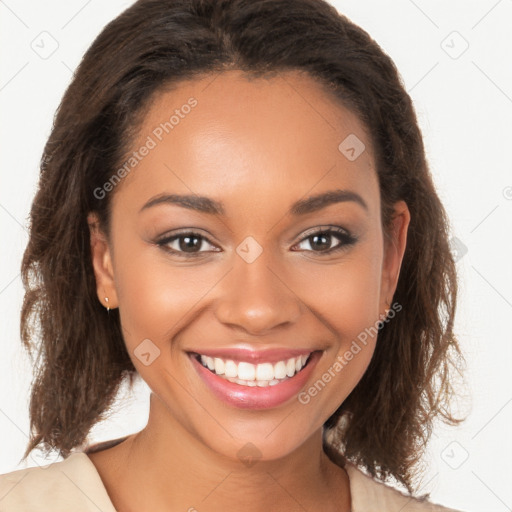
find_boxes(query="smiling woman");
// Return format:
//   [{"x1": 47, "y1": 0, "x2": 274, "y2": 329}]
[{"x1": 0, "y1": 0, "x2": 465, "y2": 511}]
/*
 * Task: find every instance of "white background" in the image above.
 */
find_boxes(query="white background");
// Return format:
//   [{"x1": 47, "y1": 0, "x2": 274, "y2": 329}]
[{"x1": 1, "y1": 1, "x2": 511, "y2": 511}]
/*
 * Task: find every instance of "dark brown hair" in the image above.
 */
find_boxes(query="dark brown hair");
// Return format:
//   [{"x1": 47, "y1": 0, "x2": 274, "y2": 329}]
[{"x1": 20, "y1": 0, "x2": 463, "y2": 493}]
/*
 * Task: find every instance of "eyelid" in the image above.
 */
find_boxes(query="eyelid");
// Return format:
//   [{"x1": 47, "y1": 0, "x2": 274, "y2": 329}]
[
  {"x1": 296, "y1": 225, "x2": 351, "y2": 240},
  {"x1": 156, "y1": 227, "x2": 216, "y2": 243}
]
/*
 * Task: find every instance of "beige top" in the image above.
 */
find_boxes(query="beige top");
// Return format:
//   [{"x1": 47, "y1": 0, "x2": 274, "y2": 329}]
[{"x1": 0, "y1": 451, "x2": 462, "y2": 511}]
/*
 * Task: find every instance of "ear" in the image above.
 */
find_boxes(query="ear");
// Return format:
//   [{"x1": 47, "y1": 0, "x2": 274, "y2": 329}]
[
  {"x1": 380, "y1": 200, "x2": 410, "y2": 316},
  {"x1": 87, "y1": 212, "x2": 118, "y2": 309}
]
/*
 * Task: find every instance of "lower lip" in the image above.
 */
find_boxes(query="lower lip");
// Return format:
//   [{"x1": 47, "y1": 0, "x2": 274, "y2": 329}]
[{"x1": 189, "y1": 351, "x2": 322, "y2": 409}]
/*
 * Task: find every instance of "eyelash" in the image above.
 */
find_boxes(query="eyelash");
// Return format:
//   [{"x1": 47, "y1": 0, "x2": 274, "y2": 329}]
[{"x1": 155, "y1": 227, "x2": 358, "y2": 258}]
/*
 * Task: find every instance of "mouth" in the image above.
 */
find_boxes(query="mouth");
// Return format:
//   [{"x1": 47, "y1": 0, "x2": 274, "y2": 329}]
[
  {"x1": 187, "y1": 349, "x2": 323, "y2": 409},
  {"x1": 191, "y1": 352, "x2": 312, "y2": 387}
]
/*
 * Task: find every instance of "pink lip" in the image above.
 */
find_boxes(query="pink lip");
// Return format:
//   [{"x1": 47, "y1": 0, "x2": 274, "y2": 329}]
[
  {"x1": 187, "y1": 347, "x2": 314, "y2": 364},
  {"x1": 189, "y1": 350, "x2": 322, "y2": 409}
]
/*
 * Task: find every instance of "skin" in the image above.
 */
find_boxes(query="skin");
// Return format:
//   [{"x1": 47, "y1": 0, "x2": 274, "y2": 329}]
[{"x1": 87, "y1": 69, "x2": 410, "y2": 512}]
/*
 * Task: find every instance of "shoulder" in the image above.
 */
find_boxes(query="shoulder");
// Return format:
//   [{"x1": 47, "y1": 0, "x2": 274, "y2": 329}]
[
  {"x1": 0, "y1": 452, "x2": 116, "y2": 512},
  {"x1": 345, "y1": 463, "x2": 463, "y2": 512}
]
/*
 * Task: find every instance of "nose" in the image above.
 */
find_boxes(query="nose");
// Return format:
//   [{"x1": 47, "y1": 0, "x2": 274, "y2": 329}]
[{"x1": 213, "y1": 249, "x2": 302, "y2": 336}]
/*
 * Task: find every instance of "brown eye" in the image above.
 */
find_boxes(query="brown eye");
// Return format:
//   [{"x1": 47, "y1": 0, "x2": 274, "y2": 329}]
[
  {"x1": 176, "y1": 234, "x2": 203, "y2": 252},
  {"x1": 308, "y1": 232, "x2": 334, "y2": 251},
  {"x1": 293, "y1": 227, "x2": 357, "y2": 254},
  {"x1": 157, "y1": 231, "x2": 220, "y2": 257}
]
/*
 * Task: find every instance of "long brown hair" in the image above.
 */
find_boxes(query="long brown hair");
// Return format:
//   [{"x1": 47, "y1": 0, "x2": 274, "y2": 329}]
[{"x1": 20, "y1": 0, "x2": 463, "y2": 492}]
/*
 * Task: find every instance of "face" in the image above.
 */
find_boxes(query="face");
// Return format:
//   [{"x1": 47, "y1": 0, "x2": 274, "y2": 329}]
[{"x1": 89, "y1": 70, "x2": 409, "y2": 462}]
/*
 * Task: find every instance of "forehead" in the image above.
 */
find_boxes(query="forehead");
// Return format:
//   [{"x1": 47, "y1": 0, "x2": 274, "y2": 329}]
[{"x1": 112, "y1": 69, "x2": 378, "y2": 219}]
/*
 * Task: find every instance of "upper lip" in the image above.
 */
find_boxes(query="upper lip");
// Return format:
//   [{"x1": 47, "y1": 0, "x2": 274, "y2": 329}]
[{"x1": 188, "y1": 347, "x2": 318, "y2": 364}]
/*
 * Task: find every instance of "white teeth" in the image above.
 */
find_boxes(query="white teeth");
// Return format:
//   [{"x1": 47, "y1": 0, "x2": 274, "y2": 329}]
[
  {"x1": 214, "y1": 357, "x2": 225, "y2": 375},
  {"x1": 256, "y1": 362, "x2": 274, "y2": 381},
  {"x1": 197, "y1": 352, "x2": 312, "y2": 386},
  {"x1": 274, "y1": 361, "x2": 287, "y2": 379},
  {"x1": 227, "y1": 377, "x2": 258, "y2": 386},
  {"x1": 201, "y1": 355, "x2": 215, "y2": 371},
  {"x1": 238, "y1": 361, "x2": 256, "y2": 381},
  {"x1": 286, "y1": 357, "x2": 296, "y2": 377},
  {"x1": 224, "y1": 360, "x2": 238, "y2": 378}
]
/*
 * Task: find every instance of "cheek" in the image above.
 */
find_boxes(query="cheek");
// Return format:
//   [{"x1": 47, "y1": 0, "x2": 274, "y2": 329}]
[
  {"x1": 295, "y1": 243, "x2": 384, "y2": 399},
  {"x1": 295, "y1": 296, "x2": 380, "y2": 415},
  {"x1": 115, "y1": 249, "x2": 218, "y2": 348},
  {"x1": 299, "y1": 245, "x2": 384, "y2": 344}
]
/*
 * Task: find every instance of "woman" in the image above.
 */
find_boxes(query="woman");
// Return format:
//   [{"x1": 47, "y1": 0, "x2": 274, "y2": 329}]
[{"x1": 0, "y1": 0, "x2": 464, "y2": 510}]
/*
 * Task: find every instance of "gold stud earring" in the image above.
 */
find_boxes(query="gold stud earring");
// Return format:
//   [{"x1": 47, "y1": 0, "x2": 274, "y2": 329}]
[{"x1": 384, "y1": 298, "x2": 391, "y2": 318}]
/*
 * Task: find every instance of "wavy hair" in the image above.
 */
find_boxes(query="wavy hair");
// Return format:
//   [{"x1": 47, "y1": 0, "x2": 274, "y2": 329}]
[{"x1": 20, "y1": 0, "x2": 463, "y2": 493}]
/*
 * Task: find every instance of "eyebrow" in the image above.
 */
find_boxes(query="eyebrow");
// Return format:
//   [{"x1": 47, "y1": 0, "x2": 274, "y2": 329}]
[{"x1": 139, "y1": 189, "x2": 368, "y2": 216}]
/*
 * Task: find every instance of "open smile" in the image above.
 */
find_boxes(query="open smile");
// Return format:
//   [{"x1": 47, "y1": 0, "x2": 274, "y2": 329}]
[{"x1": 188, "y1": 349, "x2": 323, "y2": 409}]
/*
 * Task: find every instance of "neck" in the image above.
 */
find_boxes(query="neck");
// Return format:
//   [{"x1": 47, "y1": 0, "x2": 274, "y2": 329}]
[{"x1": 104, "y1": 392, "x2": 351, "y2": 512}]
